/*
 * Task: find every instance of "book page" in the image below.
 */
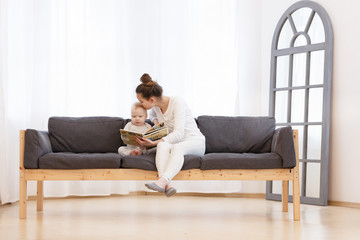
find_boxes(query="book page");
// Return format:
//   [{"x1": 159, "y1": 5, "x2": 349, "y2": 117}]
[
  {"x1": 120, "y1": 129, "x2": 143, "y2": 146},
  {"x1": 143, "y1": 127, "x2": 168, "y2": 141}
]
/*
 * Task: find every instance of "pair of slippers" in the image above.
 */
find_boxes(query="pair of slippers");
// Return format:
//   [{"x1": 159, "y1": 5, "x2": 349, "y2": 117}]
[{"x1": 145, "y1": 182, "x2": 177, "y2": 197}]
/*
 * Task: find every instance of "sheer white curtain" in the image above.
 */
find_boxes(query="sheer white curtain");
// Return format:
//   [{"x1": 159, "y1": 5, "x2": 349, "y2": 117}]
[{"x1": 0, "y1": 0, "x2": 263, "y2": 204}]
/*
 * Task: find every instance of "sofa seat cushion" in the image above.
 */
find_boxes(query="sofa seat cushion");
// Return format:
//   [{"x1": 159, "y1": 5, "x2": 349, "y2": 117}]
[
  {"x1": 121, "y1": 154, "x2": 201, "y2": 171},
  {"x1": 200, "y1": 153, "x2": 283, "y2": 170},
  {"x1": 39, "y1": 153, "x2": 121, "y2": 169}
]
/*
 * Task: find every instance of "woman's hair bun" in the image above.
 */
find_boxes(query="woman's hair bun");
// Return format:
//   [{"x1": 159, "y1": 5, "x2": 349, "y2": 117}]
[
  {"x1": 136, "y1": 73, "x2": 163, "y2": 99},
  {"x1": 140, "y1": 73, "x2": 155, "y2": 86}
]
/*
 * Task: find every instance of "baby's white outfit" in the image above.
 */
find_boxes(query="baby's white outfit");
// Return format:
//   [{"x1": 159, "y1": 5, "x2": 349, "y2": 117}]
[{"x1": 118, "y1": 122, "x2": 152, "y2": 156}]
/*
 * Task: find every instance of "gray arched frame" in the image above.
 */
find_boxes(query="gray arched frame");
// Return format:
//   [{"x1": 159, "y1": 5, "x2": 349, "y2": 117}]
[{"x1": 266, "y1": 1, "x2": 333, "y2": 206}]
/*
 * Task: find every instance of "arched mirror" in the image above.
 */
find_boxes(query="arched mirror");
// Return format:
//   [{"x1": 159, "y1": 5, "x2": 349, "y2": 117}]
[{"x1": 266, "y1": 1, "x2": 333, "y2": 206}]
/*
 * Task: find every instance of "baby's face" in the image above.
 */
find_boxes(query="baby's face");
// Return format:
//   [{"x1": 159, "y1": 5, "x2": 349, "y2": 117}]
[{"x1": 131, "y1": 107, "x2": 147, "y2": 126}]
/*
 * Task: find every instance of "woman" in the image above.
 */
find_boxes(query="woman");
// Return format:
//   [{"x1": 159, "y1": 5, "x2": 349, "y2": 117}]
[{"x1": 135, "y1": 73, "x2": 206, "y2": 197}]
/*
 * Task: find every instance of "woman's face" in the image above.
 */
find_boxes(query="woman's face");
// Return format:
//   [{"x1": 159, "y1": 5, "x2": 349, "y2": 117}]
[{"x1": 136, "y1": 93, "x2": 155, "y2": 110}]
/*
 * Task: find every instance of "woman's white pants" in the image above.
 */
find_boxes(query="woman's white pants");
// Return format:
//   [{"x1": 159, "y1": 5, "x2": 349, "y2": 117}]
[{"x1": 155, "y1": 137, "x2": 205, "y2": 181}]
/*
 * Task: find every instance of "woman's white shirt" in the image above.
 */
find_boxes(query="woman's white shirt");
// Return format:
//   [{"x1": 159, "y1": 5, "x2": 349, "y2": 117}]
[{"x1": 149, "y1": 96, "x2": 204, "y2": 144}]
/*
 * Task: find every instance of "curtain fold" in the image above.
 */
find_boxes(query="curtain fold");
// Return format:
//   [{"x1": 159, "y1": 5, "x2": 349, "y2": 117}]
[{"x1": 0, "y1": 0, "x2": 264, "y2": 204}]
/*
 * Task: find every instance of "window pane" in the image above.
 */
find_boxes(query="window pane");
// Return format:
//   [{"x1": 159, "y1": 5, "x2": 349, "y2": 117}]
[
  {"x1": 291, "y1": 7, "x2": 313, "y2": 32},
  {"x1": 291, "y1": 89, "x2": 305, "y2": 122},
  {"x1": 276, "y1": 56, "x2": 289, "y2": 88},
  {"x1": 275, "y1": 91, "x2": 288, "y2": 123},
  {"x1": 277, "y1": 20, "x2": 293, "y2": 49},
  {"x1": 308, "y1": 88, "x2": 323, "y2": 122},
  {"x1": 307, "y1": 125, "x2": 322, "y2": 160},
  {"x1": 309, "y1": 50, "x2": 324, "y2": 85},
  {"x1": 306, "y1": 163, "x2": 321, "y2": 198},
  {"x1": 294, "y1": 35, "x2": 308, "y2": 47},
  {"x1": 308, "y1": 13, "x2": 325, "y2": 44},
  {"x1": 292, "y1": 53, "x2": 307, "y2": 87}
]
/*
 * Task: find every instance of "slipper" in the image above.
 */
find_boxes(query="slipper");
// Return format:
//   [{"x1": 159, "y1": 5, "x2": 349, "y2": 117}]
[
  {"x1": 165, "y1": 187, "x2": 177, "y2": 197},
  {"x1": 145, "y1": 182, "x2": 165, "y2": 193}
]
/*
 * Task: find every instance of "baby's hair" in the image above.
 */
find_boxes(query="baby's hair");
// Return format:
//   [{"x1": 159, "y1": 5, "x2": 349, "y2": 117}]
[
  {"x1": 132, "y1": 102, "x2": 147, "y2": 113},
  {"x1": 135, "y1": 73, "x2": 163, "y2": 99}
]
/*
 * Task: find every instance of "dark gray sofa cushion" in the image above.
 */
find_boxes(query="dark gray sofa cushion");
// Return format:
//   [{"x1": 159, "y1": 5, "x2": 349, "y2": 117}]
[
  {"x1": 200, "y1": 153, "x2": 282, "y2": 170},
  {"x1": 121, "y1": 154, "x2": 201, "y2": 171},
  {"x1": 24, "y1": 129, "x2": 52, "y2": 169},
  {"x1": 39, "y1": 153, "x2": 121, "y2": 169},
  {"x1": 48, "y1": 117, "x2": 127, "y2": 153},
  {"x1": 271, "y1": 127, "x2": 296, "y2": 168},
  {"x1": 197, "y1": 116, "x2": 275, "y2": 153}
]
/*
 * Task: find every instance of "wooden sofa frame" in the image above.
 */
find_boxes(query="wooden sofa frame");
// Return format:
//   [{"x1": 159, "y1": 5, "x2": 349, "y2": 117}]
[{"x1": 19, "y1": 129, "x2": 300, "y2": 220}]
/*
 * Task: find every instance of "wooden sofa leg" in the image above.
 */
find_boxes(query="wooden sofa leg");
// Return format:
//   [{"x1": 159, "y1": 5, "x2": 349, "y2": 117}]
[
  {"x1": 292, "y1": 129, "x2": 300, "y2": 221},
  {"x1": 37, "y1": 181, "x2": 44, "y2": 211},
  {"x1": 293, "y1": 172, "x2": 300, "y2": 221},
  {"x1": 282, "y1": 180, "x2": 288, "y2": 212},
  {"x1": 19, "y1": 171, "x2": 27, "y2": 219}
]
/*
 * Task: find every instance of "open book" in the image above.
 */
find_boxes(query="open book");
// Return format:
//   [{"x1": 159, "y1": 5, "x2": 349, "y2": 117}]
[{"x1": 120, "y1": 122, "x2": 168, "y2": 146}]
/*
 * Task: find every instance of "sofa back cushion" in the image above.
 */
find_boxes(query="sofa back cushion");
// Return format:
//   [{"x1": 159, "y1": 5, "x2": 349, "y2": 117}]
[
  {"x1": 196, "y1": 116, "x2": 275, "y2": 153},
  {"x1": 49, "y1": 117, "x2": 127, "y2": 153}
]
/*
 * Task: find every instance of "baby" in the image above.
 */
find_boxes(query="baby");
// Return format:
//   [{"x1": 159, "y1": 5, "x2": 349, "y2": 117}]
[{"x1": 118, "y1": 102, "x2": 152, "y2": 156}]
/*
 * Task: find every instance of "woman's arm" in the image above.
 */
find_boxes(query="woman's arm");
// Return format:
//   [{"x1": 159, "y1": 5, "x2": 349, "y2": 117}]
[{"x1": 162, "y1": 98, "x2": 186, "y2": 143}]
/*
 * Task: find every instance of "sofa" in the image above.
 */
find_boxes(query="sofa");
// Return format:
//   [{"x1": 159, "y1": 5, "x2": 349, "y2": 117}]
[{"x1": 19, "y1": 116, "x2": 300, "y2": 220}]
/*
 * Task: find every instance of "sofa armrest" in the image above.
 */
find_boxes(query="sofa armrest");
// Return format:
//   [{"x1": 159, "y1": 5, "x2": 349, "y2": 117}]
[
  {"x1": 24, "y1": 129, "x2": 52, "y2": 169},
  {"x1": 271, "y1": 127, "x2": 296, "y2": 168}
]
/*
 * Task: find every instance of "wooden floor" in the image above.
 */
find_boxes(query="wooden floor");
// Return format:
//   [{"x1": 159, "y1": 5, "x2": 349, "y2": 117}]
[{"x1": 1, "y1": 194, "x2": 360, "y2": 240}]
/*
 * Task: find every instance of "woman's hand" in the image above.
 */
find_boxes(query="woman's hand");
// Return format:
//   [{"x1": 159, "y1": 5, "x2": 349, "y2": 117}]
[{"x1": 135, "y1": 137, "x2": 162, "y2": 148}]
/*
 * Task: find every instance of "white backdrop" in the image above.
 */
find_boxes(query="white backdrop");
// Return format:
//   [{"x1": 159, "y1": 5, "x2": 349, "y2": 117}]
[{"x1": 0, "y1": 0, "x2": 264, "y2": 204}]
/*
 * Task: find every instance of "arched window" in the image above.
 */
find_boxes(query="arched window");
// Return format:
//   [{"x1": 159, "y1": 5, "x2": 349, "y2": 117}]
[{"x1": 266, "y1": 1, "x2": 333, "y2": 206}]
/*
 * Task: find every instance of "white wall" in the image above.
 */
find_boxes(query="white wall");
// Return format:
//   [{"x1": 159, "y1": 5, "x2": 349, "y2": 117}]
[{"x1": 260, "y1": 0, "x2": 360, "y2": 204}]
